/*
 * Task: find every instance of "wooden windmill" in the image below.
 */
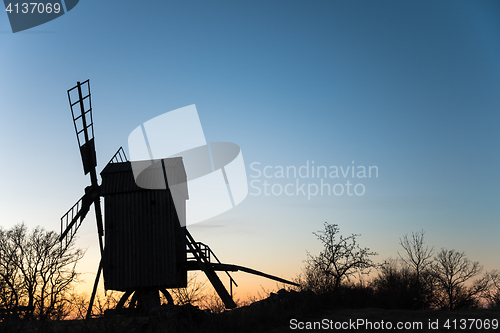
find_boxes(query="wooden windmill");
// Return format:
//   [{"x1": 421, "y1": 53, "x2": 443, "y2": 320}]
[{"x1": 60, "y1": 80, "x2": 297, "y2": 318}]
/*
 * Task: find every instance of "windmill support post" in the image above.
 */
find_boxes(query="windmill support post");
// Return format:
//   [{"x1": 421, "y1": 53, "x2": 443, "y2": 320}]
[{"x1": 86, "y1": 259, "x2": 103, "y2": 319}]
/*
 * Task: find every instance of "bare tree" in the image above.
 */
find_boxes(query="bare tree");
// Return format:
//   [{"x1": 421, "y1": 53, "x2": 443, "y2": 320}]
[
  {"x1": 0, "y1": 227, "x2": 24, "y2": 310},
  {"x1": 169, "y1": 272, "x2": 207, "y2": 306},
  {"x1": 200, "y1": 290, "x2": 226, "y2": 313},
  {"x1": 0, "y1": 223, "x2": 84, "y2": 320},
  {"x1": 91, "y1": 291, "x2": 122, "y2": 316},
  {"x1": 399, "y1": 231, "x2": 434, "y2": 279},
  {"x1": 371, "y1": 258, "x2": 413, "y2": 308},
  {"x1": 432, "y1": 248, "x2": 483, "y2": 310},
  {"x1": 483, "y1": 270, "x2": 500, "y2": 308},
  {"x1": 67, "y1": 292, "x2": 89, "y2": 319},
  {"x1": 297, "y1": 260, "x2": 331, "y2": 294},
  {"x1": 398, "y1": 230, "x2": 434, "y2": 308},
  {"x1": 302, "y1": 223, "x2": 377, "y2": 293}
]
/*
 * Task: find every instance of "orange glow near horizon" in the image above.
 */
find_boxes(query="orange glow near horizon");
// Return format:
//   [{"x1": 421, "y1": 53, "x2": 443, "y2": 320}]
[{"x1": 75, "y1": 268, "x2": 296, "y2": 313}]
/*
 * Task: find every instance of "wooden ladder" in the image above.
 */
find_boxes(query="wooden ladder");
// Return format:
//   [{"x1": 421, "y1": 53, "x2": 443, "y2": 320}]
[{"x1": 185, "y1": 229, "x2": 236, "y2": 309}]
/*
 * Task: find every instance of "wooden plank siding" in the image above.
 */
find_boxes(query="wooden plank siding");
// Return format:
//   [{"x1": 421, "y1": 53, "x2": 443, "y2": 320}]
[{"x1": 100, "y1": 160, "x2": 188, "y2": 291}]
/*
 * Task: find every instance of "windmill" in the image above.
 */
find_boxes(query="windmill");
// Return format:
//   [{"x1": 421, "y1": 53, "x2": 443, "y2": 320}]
[{"x1": 60, "y1": 80, "x2": 298, "y2": 319}]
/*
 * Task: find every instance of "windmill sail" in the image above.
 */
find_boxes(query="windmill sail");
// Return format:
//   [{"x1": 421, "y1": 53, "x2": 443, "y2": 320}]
[
  {"x1": 60, "y1": 193, "x2": 91, "y2": 247},
  {"x1": 67, "y1": 80, "x2": 97, "y2": 176}
]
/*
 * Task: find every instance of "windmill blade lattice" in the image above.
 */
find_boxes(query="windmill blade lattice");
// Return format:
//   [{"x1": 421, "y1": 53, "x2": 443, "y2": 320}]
[
  {"x1": 60, "y1": 80, "x2": 103, "y2": 251},
  {"x1": 59, "y1": 193, "x2": 92, "y2": 248},
  {"x1": 67, "y1": 80, "x2": 96, "y2": 176}
]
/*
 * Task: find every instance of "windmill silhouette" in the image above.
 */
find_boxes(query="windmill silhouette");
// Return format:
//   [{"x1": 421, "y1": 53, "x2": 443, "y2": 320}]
[{"x1": 60, "y1": 80, "x2": 297, "y2": 318}]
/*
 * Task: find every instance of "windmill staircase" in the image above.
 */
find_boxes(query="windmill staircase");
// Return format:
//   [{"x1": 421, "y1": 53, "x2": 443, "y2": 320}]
[
  {"x1": 185, "y1": 229, "x2": 299, "y2": 310},
  {"x1": 185, "y1": 229, "x2": 237, "y2": 308}
]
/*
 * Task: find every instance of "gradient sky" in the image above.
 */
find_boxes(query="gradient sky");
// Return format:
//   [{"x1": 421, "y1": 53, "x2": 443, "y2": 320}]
[{"x1": 1, "y1": 1, "x2": 499, "y2": 299}]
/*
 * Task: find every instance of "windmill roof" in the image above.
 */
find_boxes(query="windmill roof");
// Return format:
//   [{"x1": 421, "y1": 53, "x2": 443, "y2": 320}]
[
  {"x1": 100, "y1": 158, "x2": 188, "y2": 198},
  {"x1": 101, "y1": 157, "x2": 184, "y2": 174}
]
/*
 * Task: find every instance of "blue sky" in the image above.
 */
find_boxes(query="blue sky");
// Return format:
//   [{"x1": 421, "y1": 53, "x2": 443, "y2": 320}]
[{"x1": 1, "y1": 1, "x2": 499, "y2": 297}]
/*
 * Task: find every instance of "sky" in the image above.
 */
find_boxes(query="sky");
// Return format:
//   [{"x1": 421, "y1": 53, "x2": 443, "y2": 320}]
[{"x1": 0, "y1": 0, "x2": 499, "y2": 301}]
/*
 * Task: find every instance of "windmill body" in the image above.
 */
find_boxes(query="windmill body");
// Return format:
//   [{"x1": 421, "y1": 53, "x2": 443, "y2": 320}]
[
  {"x1": 60, "y1": 80, "x2": 298, "y2": 318},
  {"x1": 100, "y1": 159, "x2": 188, "y2": 291}
]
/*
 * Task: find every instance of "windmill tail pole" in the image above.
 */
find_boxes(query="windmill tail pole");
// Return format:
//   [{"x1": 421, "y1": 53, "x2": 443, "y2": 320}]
[{"x1": 207, "y1": 263, "x2": 300, "y2": 287}]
